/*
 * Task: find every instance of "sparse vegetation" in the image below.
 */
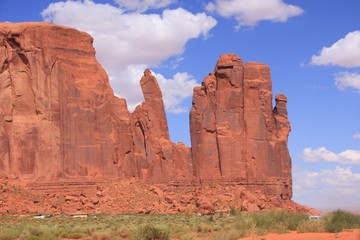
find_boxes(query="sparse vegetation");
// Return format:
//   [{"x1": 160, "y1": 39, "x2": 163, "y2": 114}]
[
  {"x1": 132, "y1": 224, "x2": 170, "y2": 240},
  {"x1": 229, "y1": 207, "x2": 237, "y2": 216},
  {"x1": 296, "y1": 219, "x2": 325, "y2": 233},
  {"x1": 323, "y1": 209, "x2": 360, "y2": 233},
  {"x1": 0, "y1": 210, "x2": 358, "y2": 239}
]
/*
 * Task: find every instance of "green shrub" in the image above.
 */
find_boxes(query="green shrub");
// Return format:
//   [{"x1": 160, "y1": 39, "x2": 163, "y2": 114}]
[
  {"x1": 230, "y1": 207, "x2": 237, "y2": 216},
  {"x1": 284, "y1": 212, "x2": 308, "y2": 231},
  {"x1": 133, "y1": 224, "x2": 170, "y2": 240},
  {"x1": 324, "y1": 210, "x2": 360, "y2": 233},
  {"x1": 242, "y1": 210, "x2": 307, "y2": 234},
  {"x1": 296, "y1": 219, "x2": 325, "y2": 233},
  {"x1": 234, "y1": 214, "x2": 255, "y2": 237},
  {"x1": 251, "y1": 211, "x2": 278, "y2": 230}
]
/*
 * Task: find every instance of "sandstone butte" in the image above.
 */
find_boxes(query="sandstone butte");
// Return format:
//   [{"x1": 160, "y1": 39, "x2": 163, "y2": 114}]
[{"x1": 0, "y1": 22, "x2": 316, "y2": 215}]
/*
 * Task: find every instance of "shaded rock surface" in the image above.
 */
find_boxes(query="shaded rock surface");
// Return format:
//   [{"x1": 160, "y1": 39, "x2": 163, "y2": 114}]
[{"x1": 0, "y1": 22, "x2": 303, "y2": 214}]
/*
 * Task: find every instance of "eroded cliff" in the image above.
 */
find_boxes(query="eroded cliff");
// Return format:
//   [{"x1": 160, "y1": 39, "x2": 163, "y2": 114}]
[
  {"x1": 0, "y1": 22, "x2": 191, "y2": 182},
  {"x1": 190, "y1": 54, "x2": 292, "y2": 198},
  {"x1": 0, "y1": 22, "x2": 303, "y2": 214}
]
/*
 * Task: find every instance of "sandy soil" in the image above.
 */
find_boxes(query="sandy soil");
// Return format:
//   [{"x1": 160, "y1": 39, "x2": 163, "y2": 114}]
[{"x1": 241, "y1": 229, "x2": 360, "y2": 240}]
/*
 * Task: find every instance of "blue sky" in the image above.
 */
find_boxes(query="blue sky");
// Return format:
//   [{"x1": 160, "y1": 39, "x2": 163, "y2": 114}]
[{"x1": 1, "y1": 0, "x2": 359, "y2": 210}]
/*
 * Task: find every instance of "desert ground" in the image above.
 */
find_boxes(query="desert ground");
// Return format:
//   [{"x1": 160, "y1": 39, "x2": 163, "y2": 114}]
[{"x1": 241, "y1": 229, "x2": 360, "y2": 240}]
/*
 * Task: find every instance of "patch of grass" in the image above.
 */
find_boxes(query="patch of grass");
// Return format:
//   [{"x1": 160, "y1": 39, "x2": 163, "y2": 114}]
[
  {"x1": 249, "y1": 210, "x2": 307, "y2": 234},
  {"x1": 230, "y1": 207, "x2": 237, "y2": 216},
  {"x1": 0, "y1": 227, "x2": 22, "y2": 240},
  {"x1": 209, "y1": 230, "x2": 244, "y2": 240},
  {"x1": 179, "y1": 233, "x2": 196, "y2": 240},
  {"x1": 0, "y1": 210, "x2": 358, "y2": 239},
  {"x1": 61, "y1": 232, "x2": 83, "y2": 239},
  {"x1": 324, "y1": 209, "x2": 360, "y2": 233},
  {"x1": 296, "y1": 219, "x2": 325, "y2": 233},
  {"x1": 284, "y1": 212, "x2": 309, "y2": 231},
  {"x1": 196, "y1": 224, "x2": 213, "y2": 233},
  {"x1": 132, "y1": 224, "x2": 171, "y2": 240},
  {"x1": 233, "y1": 214, "x2": 255, "y2": 237}
]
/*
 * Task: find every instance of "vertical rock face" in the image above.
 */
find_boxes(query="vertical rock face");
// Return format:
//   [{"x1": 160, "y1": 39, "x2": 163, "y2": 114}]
[
  {"x1": 0, "y1": 23, "x2": 292, "y2": 199},
  {"x1": 131, "y1": 69, "x2": 193, "y2": 182},
  {"x1": 0, "y1": 22, "x2": 124, "y2": 179},
  {"x1": 0, "y1": 22, "x2": 192, "y2": 182},
  {"x1": 190, "y1": 54, "x2": 292, "y2": 197}
]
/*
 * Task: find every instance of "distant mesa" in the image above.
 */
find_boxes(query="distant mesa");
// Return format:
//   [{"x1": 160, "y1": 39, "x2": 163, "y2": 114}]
[{"x1": 0, "y1": 22, "x2": 313, "y2": 215}]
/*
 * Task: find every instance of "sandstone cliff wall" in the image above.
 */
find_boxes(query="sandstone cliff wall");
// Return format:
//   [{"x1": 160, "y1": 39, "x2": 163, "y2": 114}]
[
  {"x1": 190, "y1": 54, "x2": 292, "y2": 198},
  {"x1": 0, "y1": 22, "x2": 191, "y2": 182},
  {"x1": 0, "y1": 22, "x2": 291, "y2": 199}
]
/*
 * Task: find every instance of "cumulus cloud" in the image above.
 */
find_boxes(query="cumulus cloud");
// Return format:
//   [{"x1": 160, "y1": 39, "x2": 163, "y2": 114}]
[
  {"x1": 354, "y1": 133, "x2": 360, "y2": 139},
  {"x1": 293, "y1": 166, "x2": 360, "y2": 209},
  {"x1": 311, "y1": 31, "x2": 360, "y2": 67},
  {"x1": 205, "y1": 0, "x2": 303, "y2": 29},
  {"x1": 114, "y1": 0, "x2": 174, "y2": 12},
  {"x1": 303, "y1": 147, "x2": 360, "y2": 165},
  {"x1": 42, "y1": 0, "x2": 216, "y2": 111},
  {"x1": 334, "y1": 71, "x2": 360, "y2": 93},
  {"x1": 154, "y1": 72, "x2": 197, "y2": 113}
]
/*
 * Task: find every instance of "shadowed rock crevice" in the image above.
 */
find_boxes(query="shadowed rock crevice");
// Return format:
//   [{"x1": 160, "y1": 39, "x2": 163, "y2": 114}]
[
  {"x1": 0, "y1": 59, "x2": 9, "y2": 75},
  {"x1": 6, "y1": 34, "x2": 21, "y2": 49}
]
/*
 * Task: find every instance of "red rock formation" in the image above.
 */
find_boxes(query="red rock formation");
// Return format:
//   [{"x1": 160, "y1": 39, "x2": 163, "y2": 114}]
[
  {"x1": 131, "y1": 69, "x2": 193, "y2": 182},
  {"x1": 190, "y1": 54, "x2": 292, "y2": 198},
  {"x1": 0, "y1": 22, "x2": 192, "y2": 183},
  {"x1": 0, "y1": 23, "x2": 298, "y2": 214},
  {"x1": 0, "y1": 22, "x2": 125, "y2": 179}
]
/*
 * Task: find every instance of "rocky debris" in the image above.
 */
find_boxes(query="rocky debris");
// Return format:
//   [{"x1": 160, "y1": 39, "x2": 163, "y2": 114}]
[
  {"x1": 0, "y1": 178, "x2": 317, "y2": 215},
  {"x1": 0, "y1": 22, "x2": 306, "y2": 214}
]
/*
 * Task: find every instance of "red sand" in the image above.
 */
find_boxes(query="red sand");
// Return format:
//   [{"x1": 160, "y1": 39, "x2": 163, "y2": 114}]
[{"x1": 241, "y1": 229, "x2": 360, "y2": 240}]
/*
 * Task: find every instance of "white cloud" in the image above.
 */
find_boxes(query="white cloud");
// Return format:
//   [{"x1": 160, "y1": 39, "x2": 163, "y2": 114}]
[
  {"x1": 293, "y1": 166, "x2": 360, "y2": 209},
  {"x1": 334, "y1": 71, "x2": 360, "y2": 93},
  {"x1": 311, "y1": 31, "x2": 360, "y2": 67},
  {"x1": 303, "y1": 147, "x2": 360, "y2": 165},
  {"x1": 354, "y1": 133, "x2": 360, "y2": 139},
  {"x1": 42, "y1": 0, "x2": 216, "y2": 112},
  {"x1": 109, "y1": 67, "x2": 196, "y2": 112},
  {"x1": 114, "y1": 0, "x2": 174, "y2": 12},
  {"x1": 154, "y1": 72, "x2": 197, "y2": 113},
  {"x1": 205, "y1": 0, "x2": 303, "y2": 30}
]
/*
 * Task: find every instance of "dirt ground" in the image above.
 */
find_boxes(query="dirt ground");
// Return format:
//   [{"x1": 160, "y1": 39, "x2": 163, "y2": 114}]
[{"x1": 241, "y1": 229, "x2": 360, "y2": 240}]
